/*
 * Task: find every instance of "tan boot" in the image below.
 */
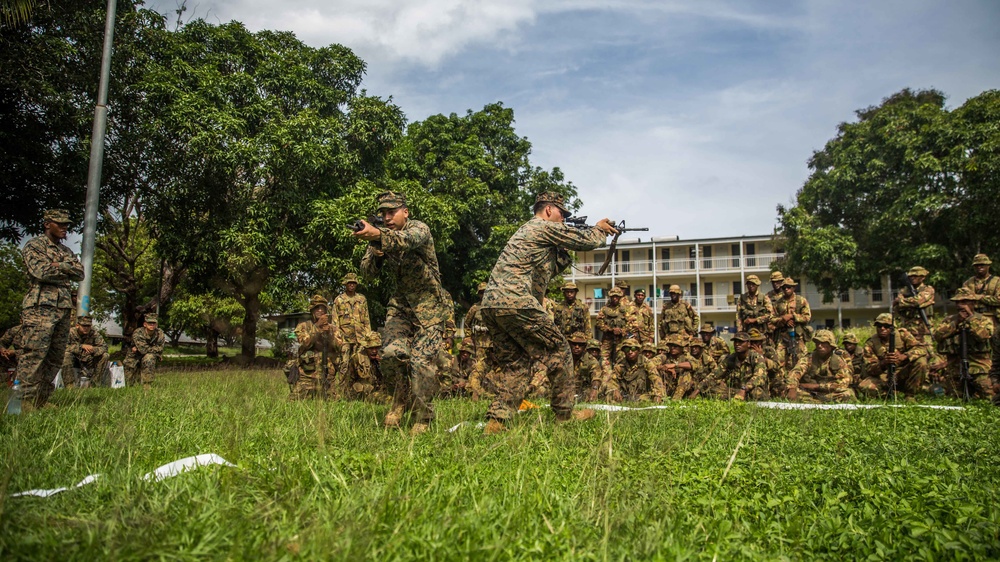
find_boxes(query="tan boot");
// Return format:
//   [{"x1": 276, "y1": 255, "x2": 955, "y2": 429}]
[
  {"x1": 484, "y1": 419, "x2": 507, "y2": 435},
  {"x1": 410, "y1": 422, "x2": 429, "y2": 436},
  {"x1": 143, "y1": 383, "x2": 152, "y2": 392},
  {"x1": 571, "y1": 408, "x2": 596, "y2": 421},
  {"x1": 384, "y1": 403, "x2": 405, "y2": 428}
]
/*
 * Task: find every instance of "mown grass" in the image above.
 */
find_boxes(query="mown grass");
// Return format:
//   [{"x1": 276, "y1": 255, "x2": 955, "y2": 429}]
[{"x1": 2, "y1": 370, "x2": 999, "y2": 560}]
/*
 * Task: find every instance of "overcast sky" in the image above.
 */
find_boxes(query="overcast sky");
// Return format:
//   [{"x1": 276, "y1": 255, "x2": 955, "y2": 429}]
[{"x1": 146, "y1": 0, "x2": 1000, "y2": 239}]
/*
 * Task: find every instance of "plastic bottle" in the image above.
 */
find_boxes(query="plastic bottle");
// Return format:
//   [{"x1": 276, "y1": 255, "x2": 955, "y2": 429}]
[{"x1": 6, "y1": 379, "x2": 22, "y2": 415}]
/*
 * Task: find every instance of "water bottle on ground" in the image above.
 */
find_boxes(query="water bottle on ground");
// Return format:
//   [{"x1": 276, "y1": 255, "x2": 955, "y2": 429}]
[{"x1": 6, "y1": 379, "x2": 22, "y2": 415}]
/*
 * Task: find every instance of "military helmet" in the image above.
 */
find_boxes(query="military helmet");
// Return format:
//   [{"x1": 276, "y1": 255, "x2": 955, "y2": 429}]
[
  {"x1": 567, "y1": 331, "x2": 589, "y2": 344},
  {"x1": 562, "y1": 281, "x2": 578, "y2": 291},
  {"x1": 781, "y1": 277, "x2": 799, "y2": 287},
  {"x1": 906, "y1": 266, "x2": 929, "y2": 277},
  {"x1": 951, "y1": 287, "x2": 980, "y2": 302},
  {"x1": 668, "y1": 284, "x2": 682, "y2": 294},
  {"x1": 363, "y1": 331, "x2": 382, "y2": 348},
  {"x1": 745, "y1": 274, "x2": 761, "y2": 286},
  {"x1": 535, "y1": 191, "x2": 568, "y2": 214},
  {"x1": 747, "y1": 328, "x2": 765, "y2": 342},
  {"x1": 699, "y1": 322, "x2": 715, "y2": 333},
  {"x1": 309, "y1": 294, "x2": 328, "y2": 311},
  {"x1": 77, "y1": 315, "x2": 93, "y2": 327},
  {"x1": 586, "y1": 339, "x2": 601, "y2": 351},
  {"x1": 620, "y1": 338, "x2": 640, "y2": 350},
  {"x1": 608, "y1": 287, "x2": 624, "y2": 297},
  {"x1": 812, "y1": 329, "x2": 836, "y2": 346},
  {"x1": 973, "y1": 253, "x2": 992, "y2": 266},
  {"x1": 770, "y1": 271, "x2": 785, "y2": 282},
  {"x1": 341, "y1": 272, "x2": 360, "y2": 285},
  {"x1": 732, "y1": 331, "x2": 750, "y2": 342},
  {"x1": 873, "y1": 313, "x2": 894, "y2": 326},
  {"x1": 841, "y1": 333, "x2": 859, "y2": 344},
  {"x1": 377, "y1": 191, "x2": 407, "y2": 211},
  {"x1": 43, "y1": 209, "x2": 72, "y2": 224}
]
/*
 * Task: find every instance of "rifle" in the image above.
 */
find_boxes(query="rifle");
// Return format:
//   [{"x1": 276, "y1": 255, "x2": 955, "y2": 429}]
[
  {"x1": 321, "y1": 334, "x2": 330, "y2": 400},
  {"x1": 959, "y1": 324, "x2": 971, "y2": 402},
  {"x1": 597, "y1": 220, "x2": 649, "y2": 275},
  {"x1": 887, "y1": 316, "x2": 897, "y2": 397},
  {"x1": 564, "y1": 215, "x2": 589, "y2": 229},
  {"x1": 348, "y1": 215, "x2": 385, "y2": 232},
  {"x1": 900, "y1": 274, "x2": 932, "y2": 328}
]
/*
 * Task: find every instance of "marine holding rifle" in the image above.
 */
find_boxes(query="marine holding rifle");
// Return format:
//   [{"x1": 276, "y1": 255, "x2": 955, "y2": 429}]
[
  {"x1": 289, "y1": 295, "x2": 341, "y2": 400},
  {"x1": 933, "y1": 287, "x2": 994, "y2": 400}
]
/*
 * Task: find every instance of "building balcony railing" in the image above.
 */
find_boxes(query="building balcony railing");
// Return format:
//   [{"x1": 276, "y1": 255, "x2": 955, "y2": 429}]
[
  {"x1": 586, "y1": 296, "x2": 737, "y2": 316},
  {"x1": 573, "y1": 253, "x2": 785, "y2": 279}
]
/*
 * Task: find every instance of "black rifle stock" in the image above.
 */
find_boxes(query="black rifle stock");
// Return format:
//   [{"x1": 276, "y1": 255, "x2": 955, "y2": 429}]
[
  {"x1": 598, "y1": 220, "x2": 650, "y2": 276},
  {"x1": 901, "y1": 274, "x2": 932, "y2": 328},
  {"x1": 960, "y1": 324, "x2": 971, "y2": 402},
  {"x1": 887, "y1": 322, "x2": 897, "y2": 396}
]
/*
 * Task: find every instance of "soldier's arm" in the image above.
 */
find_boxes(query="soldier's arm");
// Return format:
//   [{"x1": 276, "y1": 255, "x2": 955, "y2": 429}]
[
  {"x1": 535, "y1": 221, "x2": 609, "y2": 252},
  {"x1": 900, "y1": 330, "x2": 927, "y2": 361},
  {"x1": 861, "y1": 342, "x2": 883, "y2": 376},
  {"x1": 65, "y1": 330, "x2": 83, "y2": 356},
  {"x1": 360, "y1": 246, "x2": 383, "y2": 278},
  {"x1": 647, "y1": 367, "x2": 665, "y2": 401},
  {"x1": 687, "y1": 304, "x2": 699, "y2": 334},
  {"x1": 596, "y1": 310, "x2": 610, "y2": 333},
  {"x1": 359, "y1": 295, "x2": 372, "y2": 333},
  {"x1": 932, "y1": 317, "x2": 958, "y2": 343},
  {"x1": 785, "y1": 355, "x2": 810, "y2": 388},
  {"x1": 92, "y1": 332, "x2": 108, "y2": 356},
  {"x1": 816, "y1": 362, "x2": 853, "y2": 393},
  {"x1": 793, "y1": 297, "x2": 812, "y2": 324},
  {"x1": 583, "y1": 306, "x2": 593, "y2": 336},
  {"x1": 22, "y1": 241, "x2": 79, "y2": 283},
  {"x1": 761, "y1": 295, "x2": 776, "y2": 325},
  {"x1": 970, "y1": 316, "x2": 995, "y2": 342},
  {"x1": 981, "y1": 280, "x2": 1000, "y2": 308}
]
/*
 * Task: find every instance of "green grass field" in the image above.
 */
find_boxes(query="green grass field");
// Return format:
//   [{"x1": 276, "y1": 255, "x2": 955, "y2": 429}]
[{"x1": 2, "y1": 369, "x2": 999, "y2": 560}]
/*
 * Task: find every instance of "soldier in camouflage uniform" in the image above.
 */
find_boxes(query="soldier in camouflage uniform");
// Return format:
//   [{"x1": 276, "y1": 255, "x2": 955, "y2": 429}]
[
  {"x1": 586, "y1": 338, "x2": 609, "y2": 388},
  {"x1": 859, "y1": 313, "x2": 928, "y2": 398},
  {"x1": 764, "y1": 271, "x2": 785, "y2": 346},
  {"x1": 615, "y1": 280, "x2": 635, "y2": 320},
  {"x1": 840, "y1": 332, "x2": 866, "y2": 390},
  {"x1": 933, "y1": 287, "x2": 995, "y2": 400},
  {"x1": 640, "y1": 342, "x2": 655, "y2": 360},
  {"x1": 675, "y1": 337, "x2": 715, "y2": 400},
  {"x1": 736, "y1": 274, "x2": 774, "y2": 335},
  {"x1": 553, "y1": 281, "x2": 592, "y2": 339},
  {"x1": 893, "y1": 266, "x2": 935, "y2": 341},
  {"x1": 349, "y1": 331, "x2": 388, "y2": 402},
  {"x1": 659, "y1": 284, "x2": 698, "y2": 340},
  {"x1": 769, "y1": 277, "x2": 812, "y2": 373},
  {"x1": 333, "y1": 272, "x2": 372, "y2": 396},
  {"x1": 962, "y1": 254, "x2": 1000, "y2": 380},
  {"x1": 702, "y1": 331, "x2": 768, "y2": 400},
  {"x1": 440, "y1": 338, "x2": 474, "y2": 398},
  {"x1": 463, "y1": 282, "x2": 490, "y2": 361},
  {"x1": 125, "y1": 314, "x2": 165, "y2": 390},
  {"x1": 630, "y1": 288, "x2": 655, "y2": 344},
  {"x1": 16, "y1": 210, "x2": 85, "y2": 410},
  {"x1": 356, "y1": 191, "x2": 452, "y2": 435},
  {"x1": 597, "y1": 287, "x2": 631, "y2": 366},
  {"x1": 478, "y1": 192, "x2": 616, "y2": 431},
  {"x1": 61, "y1": 316, "x2": 108, "y2": 388},
  {"x1": 748, "y1": 328, "x2": 784, "y2": 397},
  {"x1": 606, "y1": 338, "x2": 663, "y2": 402},
  {"x1": 1, "y1": 323, "x2": 22, "y2": 385},
  {"x1": 288, "y1": 295, "x2": 341, "y2": 400},
  {"x1": 699, "y1": 322, "x2": 730, "y2": 362},
  {"x1": 568, "y1": 332, "x2": 603, "y2": 401},
  {"x1": 652, "y1": 334, "x2": 694, "y2": 399},
  {"x1": 787, "y1": 330, "x2": 855, "y2": 403}
]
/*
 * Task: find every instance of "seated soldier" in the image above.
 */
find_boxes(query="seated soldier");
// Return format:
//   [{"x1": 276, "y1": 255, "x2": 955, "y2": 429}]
[
  {"x1": 676, "y1": 337, "x2": 716, "y2": 400},
  {"x1": 787, "y1": 329, "x2": 855, "y2": 403},
  {"x1": 702, "y1": 331, "x2": 768, "y2": 401},
  {"x1": 700, "y1": 323, "x2": 731, "y2": 362},
  {"x1": 124, "y1": 314, "x2": 165, "y2": 390},
  {"x1": 350, "y1": 332, "x2": 388, "y2": 402},
  {"x1": 653, "y1": 334, "x2": 694, "y2": 398},
  {"x1": 440, "y1": 338, "x2": 474, "y2": 398},
  {"x1": 859, "y1": 313, "x2": 928, "y2": 399},
  {"x1": 606, "y1": 338, "x2": 663, "y2": 402},
  {"x1": 289, "y1": 295, "x2": 341, "y2": 400},
  {"x1": 748, "y1": 328, "x2": 783, "y2": 397},
  {"x1": 933, "y1": 288, "x2": 994, "y2": 400},
  {"x1": 62, "y1": 315, "x2": 109, "y2": 388},
  {"x1": 568, "y1": 332, "x2": 603, "y2": 401},
  {"x1": 641, "y1": 342, "x2": 657, "y2": 361},
  {"x1": 1, "y1": 323, "x2": 23, "y2": 385},
  {"x1": 840, "y1": 332, "x2": 866, "y2": 390}
]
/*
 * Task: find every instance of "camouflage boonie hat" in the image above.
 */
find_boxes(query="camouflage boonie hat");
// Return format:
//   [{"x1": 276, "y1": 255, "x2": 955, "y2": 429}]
[
  {"x1": 444, "y1": 319, "x2": 457, "y2": 338},
  {"x1": 43, "y1": 209, "x2": 72, "y2": 224},
  {"x1": 535, "y1": 191, "x2": 568, "y2": 214},
  {"x1": 841, "y1": 333, "x2": 859, "y2": 344},
  {"x1": 641, "y1": 343, "x2": 656, "y2": 354},
  {"x1": 376, "y1": 191, "x2": 407, "y2": 211},
  {"x1": 620, "y1": 338, "x2": 640, "y2": 350},
  {"x1": 459, "y1": 338, "x2": 474, "y2": 353},
  {"x1": 615, "y1": 280, "x2": 629, "y2": 289},
  {"x1": 812, "y1": 330, "x2": 836, "y2": 346},
  {"x1": 477, "y1": 281, "x2": 487, "y2": 292},
  {"x1": 732, "y1": 331, "x2": 750, "y2": 342},
  {"x1": 656, "y1": 341, "x2": 670, "y2": 351},
  {"x1": 362, "y1": 332, "x2": 382, "y2": 348},
  {"x1": 309, "y1": 294, "x2": 328, "y2": 311},
  {"x1": 781, "y1": 277, "x2": 799, "y2": 287},
  {"x1": 77, "y1": 315, "x2": 93, "y2": 327},
  {"x1": 973, "y1": 253, "x2": 992, "y2": 266},
  {"x1": 699, "y1": 323, "x2": 715, "y2": 333},
  {"x1": 586, "y1": 339, "x2": 601, "y2": 351},
  {"x1": 688, "y1": 338, "x2": 705, "y2": 348},
  {"x1": 665, "y1": 334, "x2": 685, "y2": 347},
  {"x1": 873, "y1": 313, "x2": 894, "y2": 326},
  {"x1": 144, "y1": 313, "x2": 158, "y2": 324},
  {"x1": 608, "y1": 287, "x2": 624, "y2": 297},
  {"x1": 770, "y1": 271, "x2": 785, "y2": 282},
  {"x1": 562, "y1": 282, "x2": 578, "y2": 291},
  {"x1": 567, "y1": 331, "x2": 589, "y2": 344},
  {"x1": 747, "y1": 328, "x2": 765, "y2": 342},
  {"x1": 951, "y1": 287, "x2": 980, "y2": 302},
  {"x1": 668, "y1": 284, "x2": 682, "y2": 294},
  {"x1": 906, "y1": 266, "x2": 928, "y2": 277},
  {"x1": 341, "y1": 272, "x2": 359, "y2": 285},
  {"x1": 745, "y1": 274, "x2": 761, "y2": 285}
]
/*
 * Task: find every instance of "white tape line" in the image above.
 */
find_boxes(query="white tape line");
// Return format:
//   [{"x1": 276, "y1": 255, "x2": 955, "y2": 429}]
[{"x1": 756, "y1": 401, "x2": 965, "y2": 411}]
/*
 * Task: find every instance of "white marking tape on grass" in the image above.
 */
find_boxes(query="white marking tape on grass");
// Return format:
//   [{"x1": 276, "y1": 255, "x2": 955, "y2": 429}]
[
  {"x1": 755, "y1": 401, "x2": 965, "y2": 411},
  {"x1": 10, "y1": 454, "x2": 236, "y2": 498}
]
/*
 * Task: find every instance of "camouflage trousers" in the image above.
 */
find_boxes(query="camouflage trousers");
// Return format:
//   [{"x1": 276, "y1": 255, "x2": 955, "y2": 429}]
[
  {"x1": 381, "y1": 308, "x2": 443, "y2": 424},
  {"x1": 17, "y1": 305, "x2": 73, "y2": 407},
  {"x1": 942, "y1": 359, "x2": 995, "y2": 401},
  {"x1": 336, "y1": 343, "x2": 361, "y2": 397},
  {"x1": 599, "y1": 336, "x2": 622, "y2": 366},
  {"x1": 62, "y1": 351, "x2": 110, "y2": 387},
  {"x1": 672, "y1": 372, "x2": 702, "y2": 400},
  {"x1": 124, "y1": 353, "x2": 159, "y2": 386},
  {"x1": 701, "y1": 382, "x2": 769, "y2": 401},
  {"x1": 776, "y1": 337, "x2": 808, "y2": 372},
  {"x1": 856, "y1": 359, "x2": 929, "y2": 398},
  {"x1": 479, "y1": 308, "x2": 575, "y2": 422},
  {"x1": 794, "y1": 388, "x2": 855, "y2": 404}
]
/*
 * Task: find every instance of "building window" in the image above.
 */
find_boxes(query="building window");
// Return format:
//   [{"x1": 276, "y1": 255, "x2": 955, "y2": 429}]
[
  {"x1": 746, "y1": 243, "x2": 756, "y2": 267},
  {"x1": 731, "y1": 243, "x2": 740, "y2": 267},
  {"x1": 661, "y1": 248, "x2": 670, "y2": 271},
  {"x1": 840, "y1": 291, "x2": 850, "y2": 303},
  {"x1": 843, "y1": 319, "x2": 851, "y2": 328},
  {"x1": 704, "y1": 282, "x2": 714, "y2": 307},
  {"x1": 689, "y1": 283, "x2": 698, "y2": 297},
  {"x1": 825, "y1": 319, "x2": 835, "y2": 329},
  {"x1": 702, "y1": 246, "x2": 713, "y2": 269},
  {"x1": 733, "y1": 281, "x2": 742, "y2": 296},
  {"x1": 621, "y1": 250, "x2": 630, "y2": 273}
]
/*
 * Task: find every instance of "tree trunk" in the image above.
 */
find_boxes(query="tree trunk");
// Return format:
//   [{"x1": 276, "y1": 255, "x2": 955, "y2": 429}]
[
  {"x1": 206, "y1": 328, "x2": 219, "y2": 358},
  {"x1": 240, "y1": 293, "x2": 260, "y2": 359}
]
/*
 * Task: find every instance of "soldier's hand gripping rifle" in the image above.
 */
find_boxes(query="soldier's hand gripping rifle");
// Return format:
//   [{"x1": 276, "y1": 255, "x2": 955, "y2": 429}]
[
  {"x1": 598, "y1": 220, "x2": 649, "y2": 275},
  {"x1": 887, "y1": 315, "x2": 897, "y2": 396},
  {"x1": 348, "y1": 215, "x2": 385, "y2": 232},
  {"x1": 959, "y1": 323, "x2": 972, "y2": 402},
  {"x1": 901, "y1": 274, "x2": 932, "y2": 329}
]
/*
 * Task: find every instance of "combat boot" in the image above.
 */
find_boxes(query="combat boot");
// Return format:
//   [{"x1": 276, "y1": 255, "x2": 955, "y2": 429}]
[
  {"x1": 384, "y1": 403, "x2": 405, "y2": 428},
  {"x1": 410, "y1": 422, "x2": 429, "y2": 436},
  {"x1": 483, "y1": 419, "x2": 507, "y2": 434},
  {"x1": 571, "y1": 408, "x2": 596, "y2": 421}
]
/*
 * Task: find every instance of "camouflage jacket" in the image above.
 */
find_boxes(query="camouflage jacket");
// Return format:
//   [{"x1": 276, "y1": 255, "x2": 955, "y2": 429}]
[
  {"x1": 688, "y1": 352, "x2": 717, "y2": 382},
  {"x1": 630, "y1": 300, "x2": 655, "y2": 343},
  {"x1": 554, "y1": 299, "x2": 592, "y2": 338},
  {"x1": 933, "y1": 313, "x2": 994, "y2": 374},
  {"x1": 294, "y1": 320, "x2": 340, "y2": 373},
  {"x1": 596, "y1": 304, "x2": 630, "y2": 334},
  {"x1": 130, "y1": 327, "x2": 165, "y2": 359},
  {"x1": 962, "y1": 275, "x2": 1000, "y2": 318},
  {"x1": 333, "y1": 293, "x2": 371, "y2": 344},
  {"x1": 840, "y1": 347, "x2": 866, "y2": 381},
  {"x1": 862, "y1": 328, "x2": 927, "y2": 377},
  {"x1": 658, "y1": 300, "x2": 698, "y2": 339},
  {"x1": 21, "y1": 235, "x2": 85, "y2": 309},
  {"x1": 892, "y1": 283, "x2": 934, "y2": 333},
  {"x1": 610, "y1": 355, "x2": 662, "y2": 400},
  {"x1": 736, "y1": 291, "x2": 774, "y2": 333},
  {"x1": 708, "y1": 350, "x2": 767, "y2": 392},
  {"x1": 0, "y1": 325, "x2": 22, "y2": 352},
  {"x1": 361, "y1": 219, "x2": 450, "y2": 327},
  {"x1": 482, "y1": 217, "x2": 606, "y2": 311},
  {"x1": 788, "y1": 351, "x2": 853, "y2": 396},
  {"x1": 67, "y1": 327, "x2": 108, "y2": 359},
  {"x1": 706, "y1": 336, "x2": 730, "y2": 361},
  {"x1": 751, "y1": 344, "x2": 782, "y2": 380},
  {"x1": 769, "y1": 295, "x2": 812, "y2": 338},
  {"x1": 572, "y1": 352, "x2": 603, "y2": 395},
  {"x1": 353, "y1": 350, "x2": 383, "y2": 388}
]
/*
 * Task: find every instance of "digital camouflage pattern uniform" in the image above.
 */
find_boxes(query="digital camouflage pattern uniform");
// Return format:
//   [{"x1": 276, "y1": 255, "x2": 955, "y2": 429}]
[
  {"x1": 17, "y1": 210, "x2": 85, "y2": 408},
  {"x1": 787, "y1": 330, "x2": 855, "y2": 403},
  {"x1": 553, "y1": 282, "x2": 593, "y2": 338},
  {"x1": 962, "y1": 254, "x2": 1000, "y2": 378},
  {"x1": 735, "y1": 275, "x2": 774, "y2": 334},
  {"x1": 125, "y1": 315, "x2": 165, "y2": 387},
  {"x1": 361, "y1": 194, "x2": 451, "y2": 425},
  {"x1": 607, "y1": 338, "x2": 663, "y2": 402},
  {"x1": 596, "y1": 288, "x2": 631, "y2": 365},
  {"x1": 289, "y1": 297, "x2": 340, "y2": 400},
  {"x1": 479, "y1": 193, "x2": 608, "y2": 422},
  {"x1": 1, "y1": 324, "x2": 22, "y2": 384},
  {"x1": 702, "y1": 333, "x2": 768, "y2": 400},
  {"x1": 333, "y1": 273, "x2": 372, "y2": 396},
  {"x1": 658, "y1": 286, "x2": 699, "y2": 339},
  {"x1": 62, "y1": 317, "x2": 109, "y2": 387},
  {"x1": 859, "y1": 314, "x2": 928, "y2": 398},
  {"x1": 933, "y1": 288, "x2": 995, "y2": 399},
  {"x1": 464, "y1": 282, "x2": 490, "y2": 361},
  {"x1": 769, "y1": 278, "x2": 812, "y2": 372}
]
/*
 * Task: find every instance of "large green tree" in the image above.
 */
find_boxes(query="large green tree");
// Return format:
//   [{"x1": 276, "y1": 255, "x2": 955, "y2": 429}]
[
  {"x1": 776, "y1": 88, "x2": 1000, "y2": 299},
  {"x1": 0, "y1": 242, "x2": 27, "y2": 331}
]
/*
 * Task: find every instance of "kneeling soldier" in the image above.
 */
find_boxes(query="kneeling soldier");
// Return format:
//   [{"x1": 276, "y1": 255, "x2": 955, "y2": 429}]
[
  {"x1": 62, "y1": 316, "x2": 108, "y2": 387},
  {"x1": 859, "y1": 313, "x2": 928, "y2": 399},
  {"x1": 703, "y1": 331, "x2": 768, "y2": 401},
  {"x1": 125, "y1": 314, "x2": 165, "y2": 390},
  {"x1": 787, "y1": 329, "x2": 855, "y2": 403}
]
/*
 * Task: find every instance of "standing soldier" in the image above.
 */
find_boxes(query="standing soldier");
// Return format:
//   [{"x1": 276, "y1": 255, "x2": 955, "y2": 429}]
[
  {"x1": 769, "y1": 277, "x2": 812, "y2": 372},
  {"x1": 597, "y1": 287, "x2": 630, "y2": 366},
  {"x1": 659, "y1": 285, "x2": 698, "y2": 340},
  {"x1": 962, "y1": 254, "x2": 1000, "y2": 379},
  {"x1": 699, "y1": 322, "x2": 730, "y2": 362},
  {"x1": 62, "y1": 316, "x2": 109, "y2": 388},
  {"x1": 933, "y1": 288, "x2": 994, "y2": 400},
  {"x1": 463, "y1": 282, "x2": 490, "y2": 361},
  {"x1": 893, "y1": 266, "x2": 935, "y2": 342},
  {"x1": 553, "y1": 281, "x2": 592, "y2": 339},
  {"x1": 786, "y1": 330, "x2": 855, "y2": 403},
  {"x1": 764, "y1": 271, "x2": 785, "y2": 346},
  {"x1": 356, "y1": 191, "x2": 452, "y2": 435},
  {"x1": 860, "y1": 313, "x2": 929, "y2": 399},
  {"x1": 333, "y1": 272, "x2": 371, "y2": 395},
  {"x1": 125, "y1": 314, "x2": 165, "y2": 390},
  {"x1": 702, "y1": 332, "x2": 768, "y2": 401},
  {"x1": 16, "y1": 209, "x2": 84, "y2": 411},
  {"x1": 289, "y1": 295, "x2": 341, "y2": 400},
  {"x1": 630, "y1": 288, "x2": 655, "y2": 344},
  {"x1": 736, "y1": 274, "x2": 774, "y2": 334}
]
